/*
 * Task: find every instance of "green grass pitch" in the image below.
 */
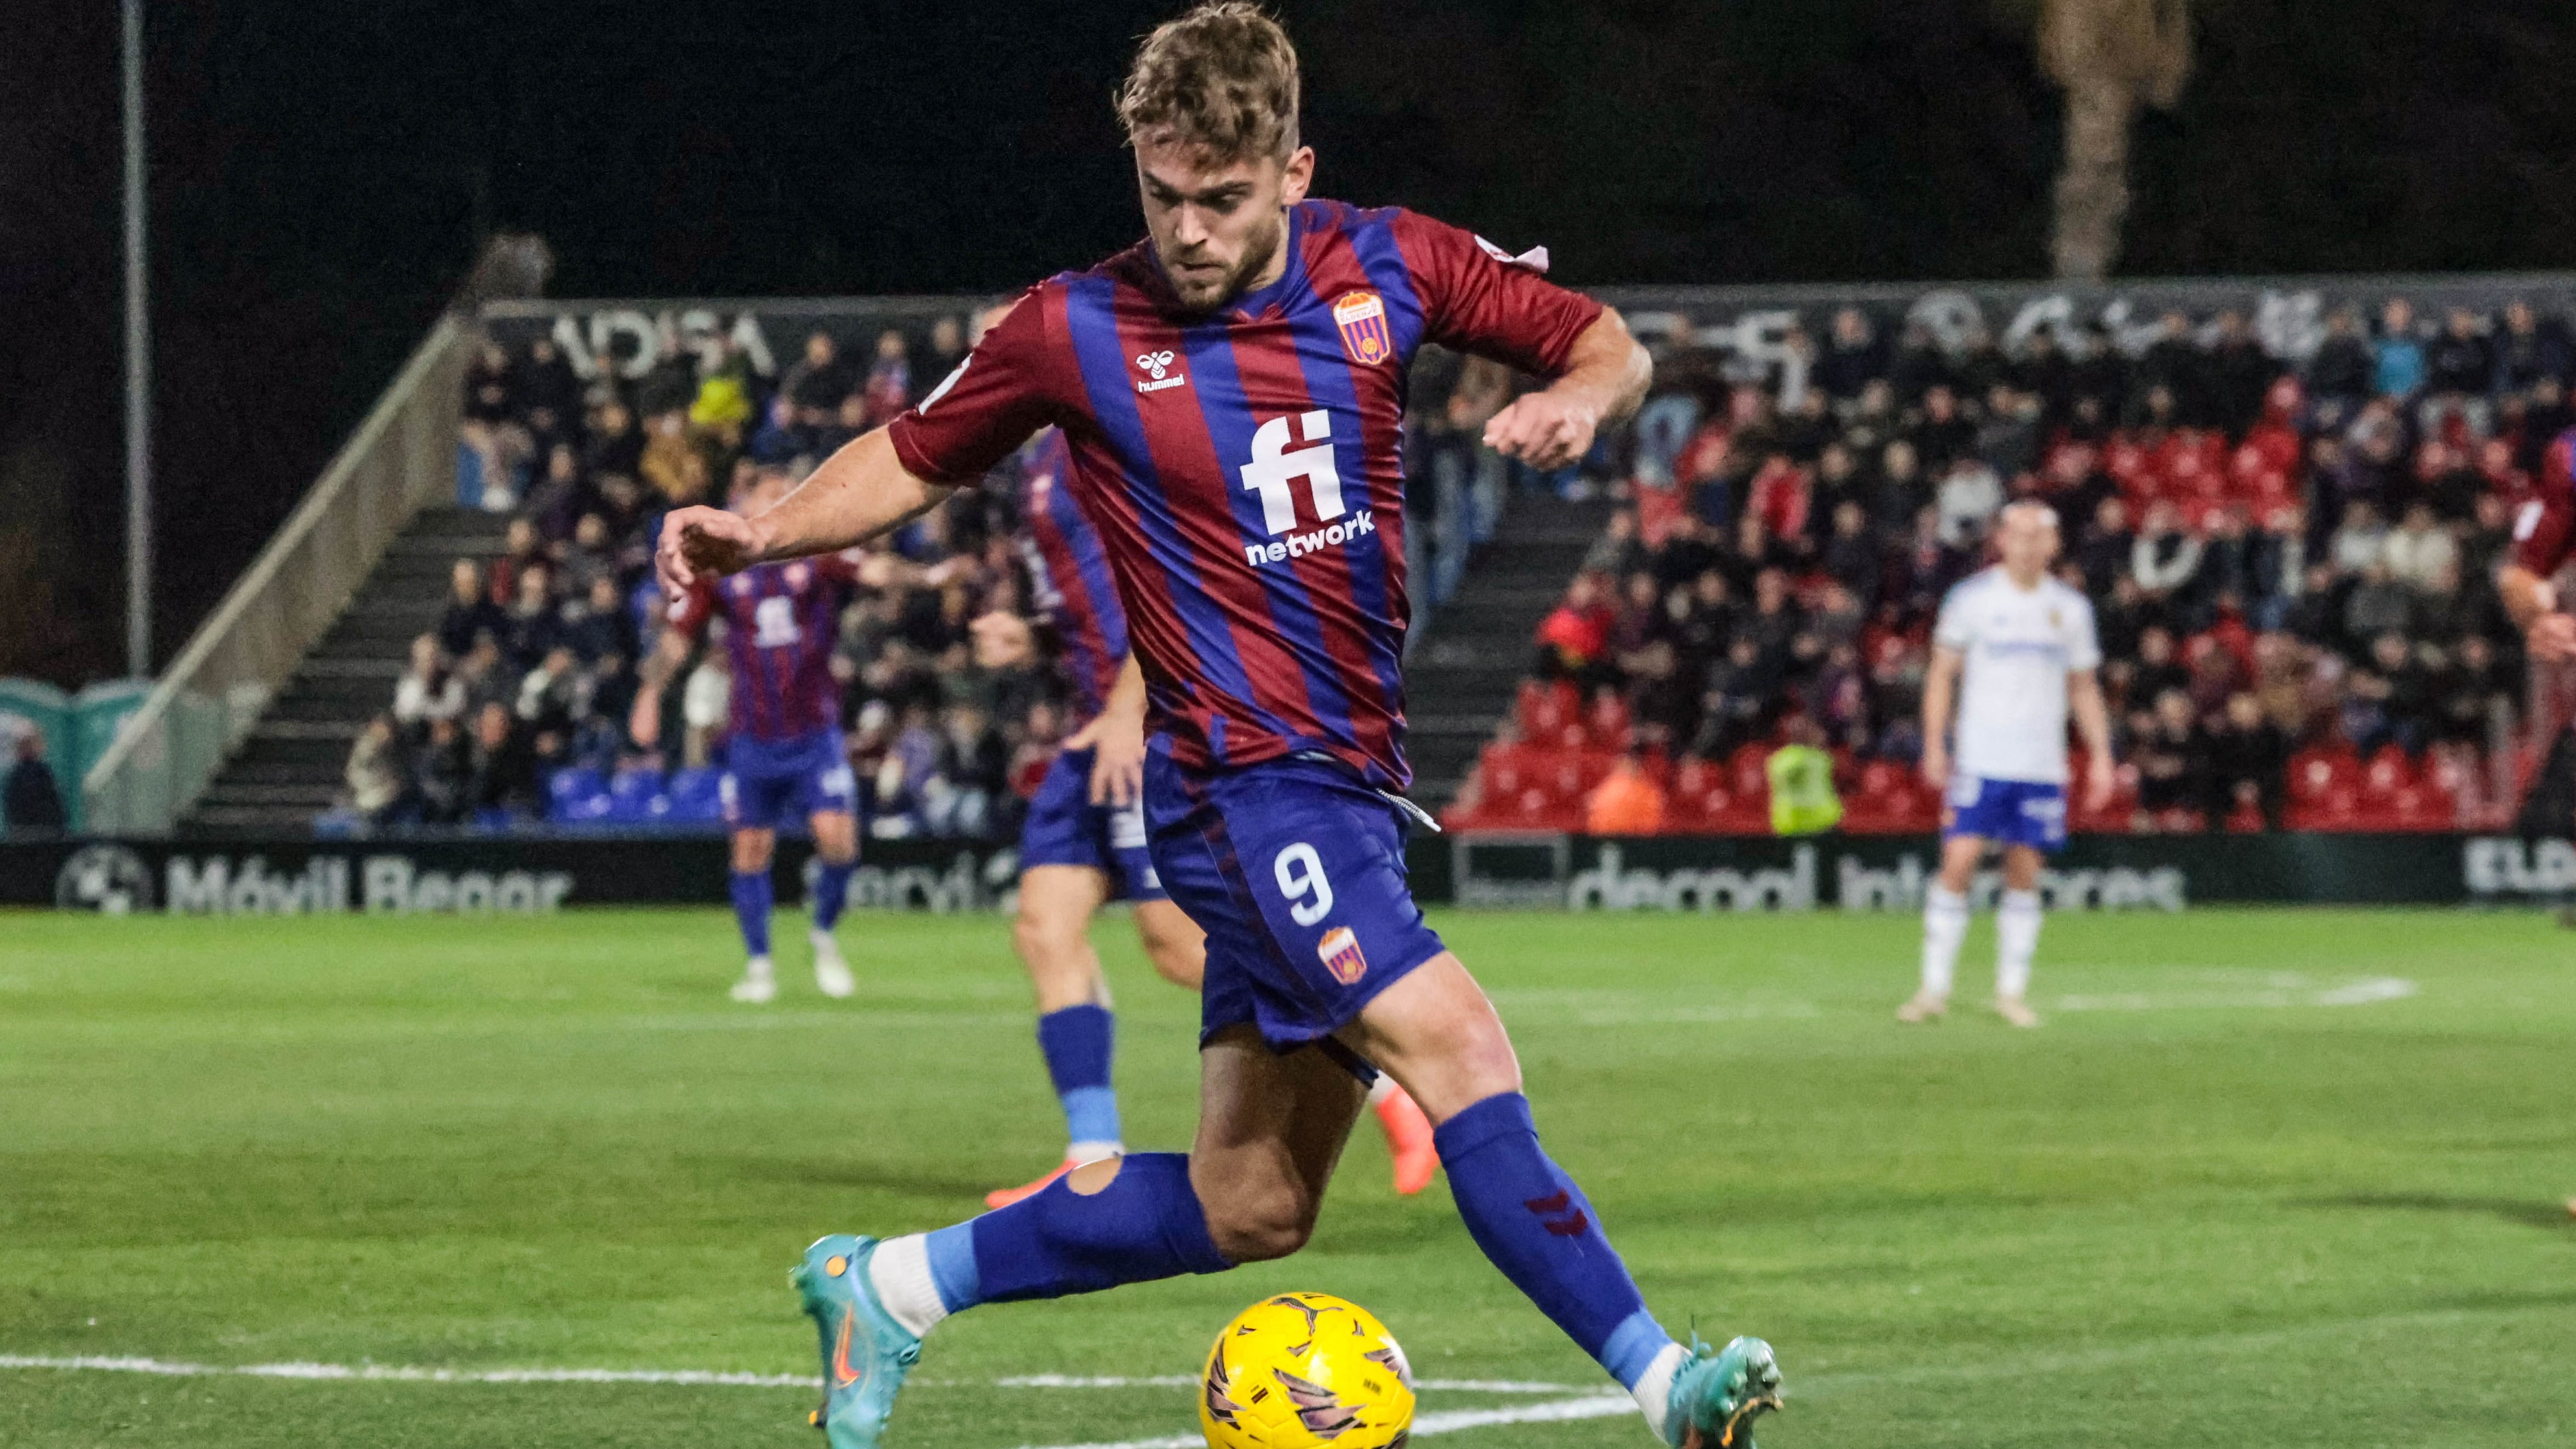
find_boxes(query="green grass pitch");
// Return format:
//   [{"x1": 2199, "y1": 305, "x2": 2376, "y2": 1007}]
[{"x1": 3, "y1": 905, "x2": 2572, "y2": 1447}]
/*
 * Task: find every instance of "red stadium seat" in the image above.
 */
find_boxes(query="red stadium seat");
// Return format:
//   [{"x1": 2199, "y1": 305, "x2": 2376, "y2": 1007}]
[{"x1": 2288, "y1": 749, "x2": 2360, "y2": 805}]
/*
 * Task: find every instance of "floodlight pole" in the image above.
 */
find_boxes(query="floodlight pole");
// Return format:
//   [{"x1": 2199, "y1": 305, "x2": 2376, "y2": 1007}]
[{"x1": 123, "y1": 0, "x2": 153, "y2": 679}]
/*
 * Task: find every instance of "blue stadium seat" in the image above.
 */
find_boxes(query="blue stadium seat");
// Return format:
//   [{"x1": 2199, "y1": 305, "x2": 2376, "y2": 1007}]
[
  {"x1": 665, "y1": 766, "x2": 725, "y2": 824},
  {"x1": 603, "y1": 767, "x2": 669, "y2": 825},
  {"x1": 547, "y1": 767, "x2": 611, "y2": 824}
]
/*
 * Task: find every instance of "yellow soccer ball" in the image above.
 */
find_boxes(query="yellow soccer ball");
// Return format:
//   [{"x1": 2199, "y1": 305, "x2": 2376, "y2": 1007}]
[{"x1": 1199, "y1": 1292, "x2": 1417, "y2": 1448}]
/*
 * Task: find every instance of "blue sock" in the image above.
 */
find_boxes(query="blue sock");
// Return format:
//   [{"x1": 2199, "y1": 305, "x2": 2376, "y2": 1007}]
[
  {"x1": 1435, "y1": 1092, "x2": 1674, "y2": 1389},
  {"x1": 811, "y1": 857, "x2": 854, "y2": 932},
  {"x1": 920, "y1": 1152, "x2": 1229, "y2": 1312},
  {"x1": 729, "y1": 869, "x2": 772, "y2": 958},
  {"x1": 1035, "y1": 1005, "x2": 1120, "y2": 1149}
]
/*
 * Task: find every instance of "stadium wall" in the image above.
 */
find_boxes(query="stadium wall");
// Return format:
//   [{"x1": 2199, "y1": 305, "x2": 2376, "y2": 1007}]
[
  {"x1": 8, "y1": 832, "x2": 2568, "y2": 915},
  {"x1": 479, "y1": 269, "x2": 2576, "y2": 389}
]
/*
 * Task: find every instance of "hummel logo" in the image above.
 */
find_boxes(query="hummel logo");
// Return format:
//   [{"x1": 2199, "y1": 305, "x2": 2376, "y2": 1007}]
[
  {"x1": 1134, "y1": 350, "x2": 1188, "y2": 393},
  {"x1": 1524, "y1": 1189, "x2": 1590, "y2": 1237}
]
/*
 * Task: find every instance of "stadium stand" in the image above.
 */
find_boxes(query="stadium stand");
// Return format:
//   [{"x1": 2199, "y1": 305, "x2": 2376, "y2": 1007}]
[
  {"x1": 199, "y1": 320, "x2": 1581, "y2": 838},
  {"x1": 174, "y1": 288, "x2": 2576, "y2": 841},
  {"x1": 1444, "y1": 299, "x2": 2567, "y2": 835}
]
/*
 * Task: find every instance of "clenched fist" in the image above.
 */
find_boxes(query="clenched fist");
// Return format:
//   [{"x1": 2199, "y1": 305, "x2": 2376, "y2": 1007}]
[{"x1": 655, "y1": 506, "x2": 768, "y2": 598}]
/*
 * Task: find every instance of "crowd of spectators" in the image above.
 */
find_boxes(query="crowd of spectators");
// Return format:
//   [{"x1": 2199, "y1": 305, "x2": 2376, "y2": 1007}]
[
  {"x1": 1469, "y1": 295, "x2": 2576, "y2": 833},
  {"x1": 339, "y1": 317, "x2": 1089, "y2": 840}
]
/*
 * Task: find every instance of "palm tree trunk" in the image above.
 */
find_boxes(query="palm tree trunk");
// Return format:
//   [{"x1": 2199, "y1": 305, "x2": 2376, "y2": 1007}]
[{"x1": 2052, "y1": 77, "x2": 2135, "y2": 280}]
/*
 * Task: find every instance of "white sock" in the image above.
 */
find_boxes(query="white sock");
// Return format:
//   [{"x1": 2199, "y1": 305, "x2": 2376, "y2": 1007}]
[
  {"x1": 743, "y1": 954, "x2": 774, "y2": 980},
  {"x1": 1630, "y1": 1340, "x2": 1689, "y2": 1442},
  {"x1": 1364, "y1": 1074, "x2": 1397, "y2": 1107},
  {"x1": 1920, "y1": 886, "x2": 1969, "y2": 998},
  {"x1": 1997, "y1": 889, "x2": 2041, "y2": 1000},
  {"x1": 1066, "y1": 1140, "x2": 1122, "y2": 1166},
  {"x1": 867, "y1": 1235, "x2": 950, "y2": 1339}
]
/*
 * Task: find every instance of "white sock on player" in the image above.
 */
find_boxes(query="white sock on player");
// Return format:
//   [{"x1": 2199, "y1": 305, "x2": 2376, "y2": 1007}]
[
  {"x1": 867, "y1": 1234, "x2": 950, "y2": 1339},
  {"x1": 1996, "y1": 889, "x2": 2041, "y2": 1000},
  {"x1": 1920, "y1": 885, "x2": 1969, "y2": 999},
  {"x1": 1630, "y1": 1339, "x2": 1689, "y2": 1440},
  {"x1": 730, "y1": 955, "x2": 776, "y2": 1004},
  {"x1": 1364, "y1": 1073, "x2": 1397, "y2": 1107}
]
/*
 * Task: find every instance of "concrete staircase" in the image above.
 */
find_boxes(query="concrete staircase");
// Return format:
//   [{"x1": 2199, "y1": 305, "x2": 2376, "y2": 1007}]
[
  {"x1": 1403, "y1": 491, "x2": 1611, "y2": 809},
  {"x1": 177, "y1": 491, "x2": 1599, "y2": 833},
  {"x1": 185, "y1": 507, "x2": 511, "y2": 834}
]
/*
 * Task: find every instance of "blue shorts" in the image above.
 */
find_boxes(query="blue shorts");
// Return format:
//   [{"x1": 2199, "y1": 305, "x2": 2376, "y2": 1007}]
[
  {"x1": 722, "y1": 729, "x2": 856, "y2": 831},
  {"x1": 1018, "y1": 747, "x2": 1166, "y2": 902},
  {"x1": 1942, "y1": 774, "x2": 2067, "y2": 852},
  {"x1": 1144, "y1": 750, "x2": 1447, "y2": 1054}
]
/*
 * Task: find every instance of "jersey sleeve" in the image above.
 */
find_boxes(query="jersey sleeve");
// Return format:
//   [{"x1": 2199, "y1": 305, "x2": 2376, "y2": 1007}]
[
  {"x1": 1932, "y1": 581, "x2": 1978, "y2": 653},
  {"x1": 2511, "y1": 434, "x2": 2576, "y2": 576},
  {"x1": 2065, "y1": 593, "x2": 2103, "y2": 672},
  {"x1": 885, "y1": 289, "x2": 1067, "y2": 485},
  {"x1": 665, "y1": 579, "x2": 717, "y2": 643},
  {"x1": 1392, "y1": 210, "x2": 1605, "y2": 377}
]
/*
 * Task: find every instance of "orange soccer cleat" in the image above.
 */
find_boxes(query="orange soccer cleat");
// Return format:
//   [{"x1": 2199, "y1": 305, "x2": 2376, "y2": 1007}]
[
  {"x1": 983, "y1": 1159, "x2": 1078, "y2": 1210},
  {"x1": 1373, "y1": 1083, "x2": 1440, "y2": 1195}
]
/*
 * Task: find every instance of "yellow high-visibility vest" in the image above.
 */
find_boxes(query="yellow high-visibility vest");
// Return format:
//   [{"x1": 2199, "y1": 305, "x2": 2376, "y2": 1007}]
[{"x1": 1766, "y1": 743, "x2": 1844, "y2": 836}]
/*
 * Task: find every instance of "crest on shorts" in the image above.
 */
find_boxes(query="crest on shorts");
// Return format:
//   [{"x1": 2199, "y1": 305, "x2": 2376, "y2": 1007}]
[
  {"x1": 1316, "y1": 925, "x2": 1369, "y2": 984},
  {"x1": 1332, "y1": 291, "x2": 1392, "y2": 366}
]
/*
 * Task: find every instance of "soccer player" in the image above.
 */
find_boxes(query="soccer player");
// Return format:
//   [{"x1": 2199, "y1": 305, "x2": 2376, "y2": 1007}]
[
  {"x1": 987, "y1": 428, "x2": 1439, "y2": 1208},
  {"x1": 636, "y1": 465, "x2": 861, "y2": 1003},
  {"x1": 2495, "y1": 424, "x2": 2576, "y2": 1217},
  {"x1": 1902, "y1": 501, "x2": 2115, "y2": 1029},
  {"x1": 654, "y1": 8, "x2": 1783, "y2": 1446}
]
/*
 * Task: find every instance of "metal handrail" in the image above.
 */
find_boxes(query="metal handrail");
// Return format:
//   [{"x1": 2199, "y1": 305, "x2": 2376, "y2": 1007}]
[{"x1": 83, "y1": 314, "x2": 471, "y2": 834}]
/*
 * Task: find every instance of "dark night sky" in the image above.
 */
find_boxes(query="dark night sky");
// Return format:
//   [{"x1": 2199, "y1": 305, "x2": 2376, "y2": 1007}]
[{"x1": 4, "y1": 1, "x2": 2573, "y2": 685}]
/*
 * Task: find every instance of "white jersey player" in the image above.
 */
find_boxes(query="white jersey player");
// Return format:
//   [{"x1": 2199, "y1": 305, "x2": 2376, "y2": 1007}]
[{"x1": 1902, "y1": 502, "x2": 2115, "y2": 1027}]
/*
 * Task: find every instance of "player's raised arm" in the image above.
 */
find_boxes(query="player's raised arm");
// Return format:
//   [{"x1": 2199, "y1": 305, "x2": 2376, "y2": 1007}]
[
  {"x1": 654, "y1": 429, "x2": 949, "y2": 598},
  {"x1": 1481, "y1": 308, "x2": 1653, "y2": 471},
  {"x1": 2501, "y1": 563, "x2": 2576, "y2": 663},
  {"x1": 2503, "y1": 440, "x2": 2576, "y2": 661}
]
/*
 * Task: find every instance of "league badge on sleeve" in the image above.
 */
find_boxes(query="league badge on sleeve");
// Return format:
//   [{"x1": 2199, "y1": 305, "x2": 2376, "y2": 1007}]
[{"x1": 1332, "y1": 291, "x2": 1392, "y2": 366}]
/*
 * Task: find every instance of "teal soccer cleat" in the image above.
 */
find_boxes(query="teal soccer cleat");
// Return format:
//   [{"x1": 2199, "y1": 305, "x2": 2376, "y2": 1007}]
[
  {"x1": 1663, "y1": 1333, "x2": 1783, "y2": 1448},
  {"x1": 791, "y1": 1235, "x2": 922, "y2": 1448}
]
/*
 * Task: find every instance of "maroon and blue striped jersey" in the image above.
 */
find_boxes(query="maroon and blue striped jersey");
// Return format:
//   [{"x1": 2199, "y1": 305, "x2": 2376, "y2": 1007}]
[
  {"x1": 2513, "y1": 428, "x2": 2576, "y2": 577},
  {"x1": 669, "y1": 553, "x2": 858, "y2": 743},
  {"x1": 1015, "y1": 429, "x2": 1129, "y2": 724},
  {"x1": 889, "y1": 199, "x2": 1602, "y2": 789}
]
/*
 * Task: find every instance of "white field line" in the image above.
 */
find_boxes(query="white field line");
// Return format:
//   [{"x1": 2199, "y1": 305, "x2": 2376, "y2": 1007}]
[
  {"x1": 0, "y1": 1354, "x2": 815, "y2": 1387},
  {"x1": 0, "y1": 1355, "x2": 1582, "y2": 1398},
  {"x1": 1013, "y1": 1392, "x2": 1634, "y2": 1449},
  {"x1": 992, "y1": 1374, "x2": 1584, "y2": 1394},
  {"x1": 2055, "y1": 975, "x2": 2417, "y2": 1012}
]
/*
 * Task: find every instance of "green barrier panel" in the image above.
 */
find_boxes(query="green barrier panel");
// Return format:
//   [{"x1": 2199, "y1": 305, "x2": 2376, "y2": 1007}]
[{"x1": 67, "y1": 680, "x2": 152, "y2": 834}]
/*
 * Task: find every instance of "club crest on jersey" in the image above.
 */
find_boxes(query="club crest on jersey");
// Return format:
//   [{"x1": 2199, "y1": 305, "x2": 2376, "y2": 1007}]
[
  {"x1": 1134, "y1": 349, "x2": 1188, "y2": 393},
  {"x1": 1332, "y1": 291, "x2": 1392, "y2": 366},
  {"x1": 1316, "y1": 925, "x2": 1369, "y2": 985}
]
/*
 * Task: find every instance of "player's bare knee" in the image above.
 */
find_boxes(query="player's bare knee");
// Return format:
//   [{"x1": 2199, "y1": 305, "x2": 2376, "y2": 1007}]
[
  {"x1": 1013, "y1": 909, "x2": 1082, "y2": 971},
  {"x1": 730, "y1": 832, "x2": 775, "y2": 873},
  {"x1": 1143, "y1": 932, "x2": 1204, "y2": 990},
  {"x1": 1064, "y1": 1156, "x2": 1125, "y2": 1195},
  {"x1": 1200, "y1": 1183, "x2": 1316, "y2": 1263}
]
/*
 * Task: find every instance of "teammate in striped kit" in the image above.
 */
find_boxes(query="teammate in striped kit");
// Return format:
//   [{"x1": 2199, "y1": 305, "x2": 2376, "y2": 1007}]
[
  {"x1": 656, "y1": 8, "x2": 1782, "y2": 1446},
  {"x1": 987, "y1": 427, "x2": 1438, "y2": 1209},
  {"x1": 639, "y1": 466, "x2": 862, "y2": 1003},
  {"x1": 2494, "y1": 421, "x2": 2576, "y2": 1217}
]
